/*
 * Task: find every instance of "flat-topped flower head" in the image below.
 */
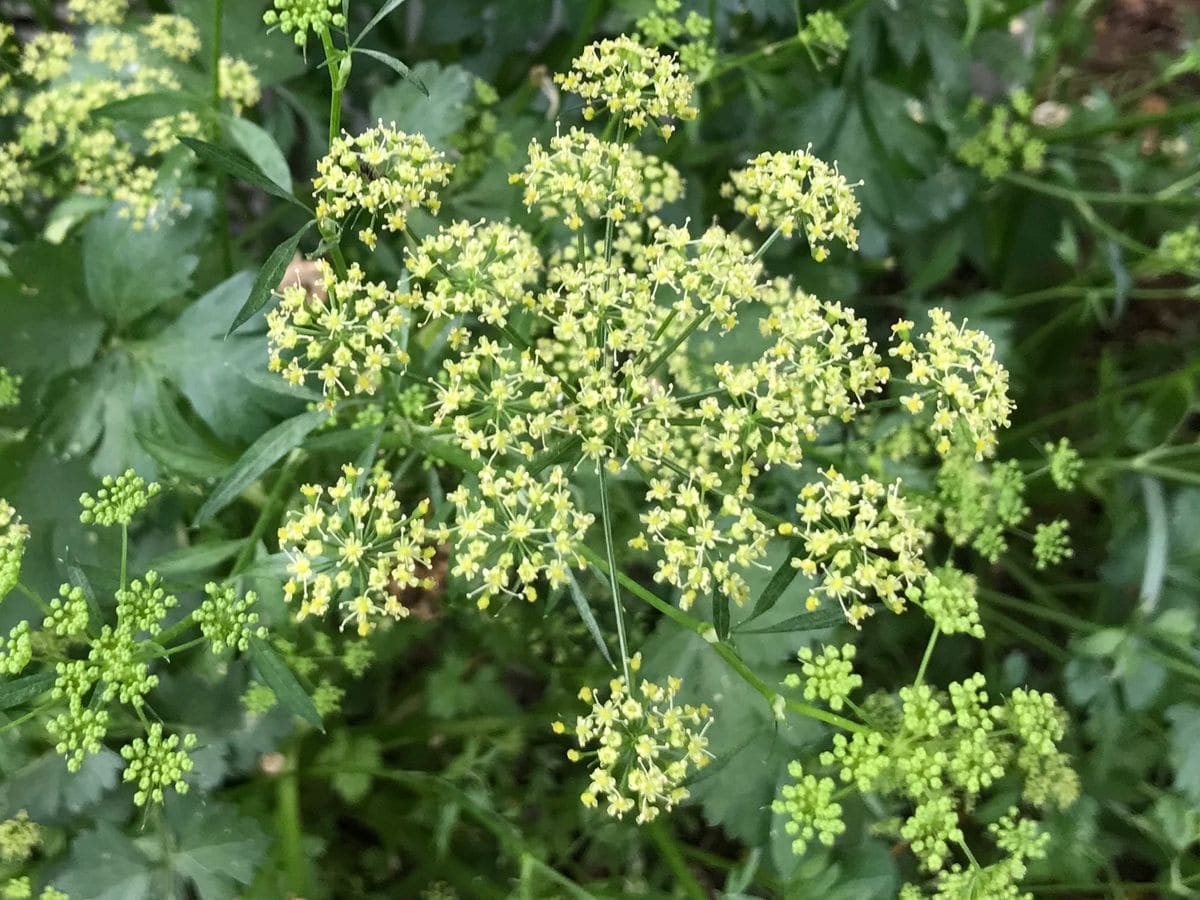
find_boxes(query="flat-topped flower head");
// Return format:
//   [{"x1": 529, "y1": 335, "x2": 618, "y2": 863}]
[
  {"x1": 556, "y1": 35, "x2": 697, "y2": 138},
  {"x1": 66, "y1": 0, "x2": 128, "y2": 25},
  {"x1": 314, "y1": 124, "x2": 453, "y2": 245},
  {"x1": 0, "y1": 500, "x2": 28, "y2": 600},
  {"x1": 773, "y1": 762, "x2": 845, "y2": 855},
  {"x1": 79, "y1": 470, "x2": 161, "y2": 527},
  {"x1": 784, "y1": 644, "x2": 862, "y2": 711},
  {"x1": 890, "y1": 310, "x2": 1014, "y2": 460},
  {"x1": 264, "y1": 0, "x2": 347, "y2": 45},
  {"x1": 44, "y1": 584, "x2": 91, "y2": 638},
  {"x1": 21, "y1": 33, "x2": 74, "y2": 83},
  {"x1": 914, "y1": 565, "x2": 984, "y2": 638},
  {"x1": 512, "y1": 128, "x2": 683, "y2": 230},
  {"x1": 278, "y1": 466, "x2": 440, "y2": 635},
  {"x1": 722, "y1": 148, "x2": 861, "y2": 260},
  {"x1": 781, "y1": 469, "x2": 928, "y2": 626},
  {"x1": 1032, "y1": 519, "x2": 1072, "y2": 569},
  {"x1": 142, "y1": 15, "x2": 202, "y2": 61},
  {"x1": 266, "y1": 260, "x2": 411, "y2": 410},
  {"x1": 219, "y1": 56, "x2": 262, "y2": 115},
  {"x1": 556, "y1": 663, "x2": 713, "y2": 822}
]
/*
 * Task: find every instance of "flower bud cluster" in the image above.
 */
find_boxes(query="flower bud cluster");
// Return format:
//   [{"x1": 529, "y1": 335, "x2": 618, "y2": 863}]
[
  {"x1": 279, "y1": 465, "x2": 440, "y2": 635},
  {"x1": 799, "y1": 11, "x2": 850, "y2": 62},
  {"x1": 1032, "y1": 519, "x2": 1072, "y2": 569},
  {"x1": 67, "y1": 0, "x2": 128, "y2": 25},
  {"x1": 1044, "y1": 437, "x2": 1083, "y2": 490},
  {"x1": 555, "y1": 663, "x2": 713, "y2": 823},
  {"x1": 0, "y1": 367, "x2": 21, "y2": 409},
  {"x1": 0, "y1": 500, "x2": 28, "y2": 600},
  {"x1": 721, "y1": 148, "x2": 861, "y2": 259},
  {"x1": 264, "y1": 0, "x2": 346, "y2": 44},
  {"x1": 1158, "y1": 224, "x2": 1200, "y2": 272},
  {"x1": 120, "y1": 724, "x2": 197, "y2": 805},
  {"x1": 891, "y1": 310, "x2": 1014, "y2": 459},
  {"x1": 935, "y1": 456, "x2": 1028, "y2": 561},
  {"x1": 913, "y1": 565, "x2": 984, "y2": 638},
  {"x1": 79, "y1": 469, "x2": 161, "y2": 527},
  {"x1": 784, "y1": 643, "x2": 862, "y2": 710},
  {"x1": 634, "y1": 0, "x2": 715, "y2": 77},
  {"x1": 555, "y1": 36, "x2": 697, "y2": 138},
  {"x1": 958, "y1": 91, "x2": 1047, "y2": 180},
  {"x1": 198, "y1": 583, "x2": 267, "y2": 654}
]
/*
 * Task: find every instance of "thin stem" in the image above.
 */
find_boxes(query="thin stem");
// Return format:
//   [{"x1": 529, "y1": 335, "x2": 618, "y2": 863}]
[
  {"x1": 597, "y1": 464, "x2": 630, "y2": 682},
  {"x1": 120, "y1": 523, "x2": 129, "y2": 592},
  {"x1": 210, "y1": 0, "x2": 233, "y2": 276},
  {"x1": 277, "y1": 743, "x2": 308, "y2": 896},
  {"x1": 15, "y1": 582, "x2": 50, "y2": 617},
  {"x1": 645, "y1": 822, "x2": 706, "y2": 900},
  {"x1": 1002, "y1": 171, "x2": 1200, "y2": 207},
  {"x1": 750, "y1": 226, "x2": 783, "y2": 263},
  {"x1": 913, "y1": 626, "x2": 939, "y2": 688}
]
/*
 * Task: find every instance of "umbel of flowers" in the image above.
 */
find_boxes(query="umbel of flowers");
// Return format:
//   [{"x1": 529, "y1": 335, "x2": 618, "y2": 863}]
[{"x1": 263, "y1": 28, "x2": 1074, "y2": 887}]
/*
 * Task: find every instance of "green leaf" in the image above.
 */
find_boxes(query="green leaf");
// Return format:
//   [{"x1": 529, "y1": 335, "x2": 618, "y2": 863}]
[
  {"x1": 194, "y1": 409, "x2": 326, "y2": 525},
  {"x1": 0, "y1": 671, "x2": 55, "y2": 710},
  {"x1": 55, "y1": 822, "x2": 154, "y2": 900},
  {"x1": 166, "y1": 796, "x2": 271, "y2": 899},
  {"x1": 714, "y1": 591, "x2": 731, "y2": 640},
  {"x1": 83, "y1": 193, "x2": 212, "y2": 326},
  {"x1": 95, "y1": 91, "x2": 206, "y2": 122},
  {"x1": 353, "y1": 48, "x2": 428, "y2": 95},
  {"x1": 224, "y1": 115, "x2": 293, "y2": 193},
  {"x1": 566, "y1": 571, "x2": 614, "y2": 667},
  {"x1": 735, "y1": 607, "x2": 848, "y2": 634},
  {"x1": 355, "y1": 0, "x2": 412, "y2": 45},
  {"x1": 180, "y1": 138, "x2": 309, "y2": 211},
  {"x1": 151, "y1": 272, "x2": 300, "y2": 444},
  {"x1": 368, "y1": 61, "x2": 474, "y2": 149},
  {"x1": 3, "y1": 750, "x2": 123, "y2": 819},
  {"x1": 740, "y1": 545, "x2": 800, "y2": 626},
  {"x1": 44, "y1": 195, "x2": 110, "y2": 244},
  {"x1": 153, "y1": 539, "x2": 245, "y2": 578},
  {"x1": 248, "y1": 636, "x2": 324, "y2": 731},
  {"x1": 1166, "y1": 704, "x2": 1200, "y2": 804},
  {"x1": 227, "y1": 221, "x2": 314, "y2": 337}
]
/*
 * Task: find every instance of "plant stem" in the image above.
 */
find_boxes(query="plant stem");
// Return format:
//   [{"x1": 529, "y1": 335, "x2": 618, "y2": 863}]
[
  {"x1": 120, "y1": 523, "x2": 129, "y2": 592},
  {"x1": 1002, "y1": 171, "x2": 1200, "y2": 207},
  {"x1": 646, "y1": 821, "x2": 706, "y2": 900},
  {"x1": 913, "y1": 626, "x2": 939, "y2": 688},
  {"x1": 597, "y1": 464, "x2": 630, "y2": 682},
  {"x1": 277, "y1": 743, "x2": 308, "y2": 896},
  {"x1": 211, "y1": 0, "x2": 233, "y2": 276}
]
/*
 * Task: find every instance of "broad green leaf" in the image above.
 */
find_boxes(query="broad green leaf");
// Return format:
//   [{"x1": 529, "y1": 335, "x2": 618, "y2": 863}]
[
  {"x1": 1166, "y1": 704, "x2": 1200, "y2": 804},
  {"x1": 44, "y1": 195, "x2": 110, "y2": 244},
  {"x1": 55, "y1": 823, "x2": 154, "y2": 900},
  {"x1": 227, "y1": 221, "x2": 314, "y2": 337},
  {"x1": 95, "y1": 91, "x2": 205, "y2": 122},
  {"x1": 152, "y1": 272, "x2": 300, "y2": 444},
  {"x1": 180, "y1": 138, "x2": 309, "y2": 211},
  {"x1": 83, "y1": 193, "x2": 212, "y2": 326},
  {"x1": 0, "y1": 671, "x2": 55, "y2": 710},
  {"x1": 355, "y1": 0, "x2": 411, "y2": 45},
  {"x1": 175, "y1": 0, "x2": 306, "y2": 86},
  {"x1": 166, "y1": 796, "x2": 271, "y2": 899},
  {"x1": 248, "y1": 636, "x2": 324, "y2": 730},
  {"x1": 153, "y1": 539, "x2": 244, "y2": 578},
  {"x1": 224, "y1": 115, "x2": 293, "y2": 193},
  {"x1": 194, "y1": 409, "x2": 326, "y2": 525},
  {"x1": 369, "y1": 61, "x2": 474, "y2": 149},
  {"x1": 353, "y1": 48, "x2": 429, "y2": 95},
  {"x1": 3, "y1": 749, "x2": 123, "y2": 821}
]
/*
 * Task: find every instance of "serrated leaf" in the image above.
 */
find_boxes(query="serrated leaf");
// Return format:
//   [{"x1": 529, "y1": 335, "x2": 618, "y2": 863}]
[
  {"x1": 180, "y1": 137, "x2": 309, "y2": 211},
  {"x1": 0, "y1": 671, "x2": 55, "y2": 710},
  {"x1": 55, "y1": 822, "x2": 154, "y2": 900},
  {"x1": 4, "y1": 749, "x2": 123, "y2": 821},
  {"x1": 227, "y1": 221, "x2": 313, "y2": 337},
  {"x1": 355, "y1": 0, "x2": 411, "y2": 45},
  {"x1": 166, "y1": 795, "x2": 271, "y2": 899},
  {"x1": 224, "y1": 115, "x2": 292, "y2": 194},
  {"x1": 248, "y1": 636, "x2": 323, "y2": 730},
  {"x1": 194, "y1": 409, "x2": 326, "y2": 525},
  {"x1": 354, "y1": 48, "x2": 428, "y2": 95},
  {"x1": 368, "y1": 61, "x2": 473, "y2": 149}
]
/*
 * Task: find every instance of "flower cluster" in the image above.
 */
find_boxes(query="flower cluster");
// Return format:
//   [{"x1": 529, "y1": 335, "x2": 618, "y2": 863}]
[
  {"x1": 957, "y1": 91, "x2": 1047, "y2": 180},
  {"x1": 1156, "y1": 224, "x2": 1200, "y2": 273},
  {"x1": 556, "y1": 36, "x2": 697, "y2": 138},
  {"x1": 278, "y1": 465, "x2": 440, "y2": 634},
  {"x1": 914, "y1": 565, "x2": 984, "y2": 638},
  {"x1": 67, "y1": 0, "x2": 128, "y2": 25},
  {"x1": 447, "y1": 465, "x2": 593, "y2": 610},
  {"x1": 197, "y1": 583, "x2": 266, "y2": 653},
  {"x1": 773, "y1": 763, "x2": 846, "y2": 854},
  {"x1": 120, "y1": 724, "x2": 197, "y2": 806},
  {"x1": 0, "y1": 500, "x2": 28, "y2": 600},
  {"x1": 513, "y1": 128, "x2": 683, "y2": 230},
  {"x1": 142, "y1": 15, "x2": 202, "y2": 60},
  {"x1": 721, "y1": 148, "x2": 861, "y2": 259},
  {"x1": 1045, "y1": 437, "x2": 1083, "y2": 490},
  {"x1": 634, "y1": 0, "x2": 715, "y2": 77},
  {"x1": 780, "y1": 469, "x2": 928, "y2": 627},
  {"x1": 0, "y1": 812, "x2": 40, "y2": 864},
  {"x1": 554, "y1": 662, "x2": 713, "y2": 822},
  {"x1": 1033, "y1": 519, "x2": 1072, "y2": 569},
  {"x1": 264, "y1": 0, "x2": 346, "y2": 44},
  {"x1": 114, "y1": 572, "x2": 176, "y2": 635},
  {"x1": 799, "y1": 11, "x2": 850, "y2": 62},
  {"x1": 219, "y1": 56, "x2": 263, "y2": 116},
  {"x1": 267, "y1": 260, "x2": 411, "y2": 409},
  {"x1": 891, "y1": 310, "x2": 1014, "y2": 459},
  {"x1": 79, "y1": 469, "x2": 161, "y2": 527},
  {"x1": 935, "y1": 456, "x2": 1028, "y2": 561},
  {"x1": 784, "y1": 644, "x2": 862, "y2": 711},
  {"x1": 314, "y1": 124, "x2": 453, "y2": 245},
  {"x1": 0, "y1": 368, "x2": 20, "y2": 409}
]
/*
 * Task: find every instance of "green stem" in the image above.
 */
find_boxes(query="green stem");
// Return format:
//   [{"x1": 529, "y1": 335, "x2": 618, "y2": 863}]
[
  {"x1": 277, "y1": 744, "x2": 308, "y2": 896},
  {"x1": 597, "y1": 464, "x2": 630, "y2": 682},
  {"x1": 15, "y1": 582, "x2": 50, "y2": 617},
  {"x1": 1044, "y1": 100, "x2": 1200, "y2": 143},
  {"x1": 120, "y1": 524, "x2": 129, "y2": 592},
  {"x1": 1002, "y1": 171, "x2": 1200, "y2": 207},
  {"x1": 211, "y1": 0, "x2": 233, "y2": 276},
  {"x1": 646, "y1": 821, "x2": 706, "y2": 900},
  {"x1": 913, "y1": 626, "x2": 939, "y2": 688}
]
